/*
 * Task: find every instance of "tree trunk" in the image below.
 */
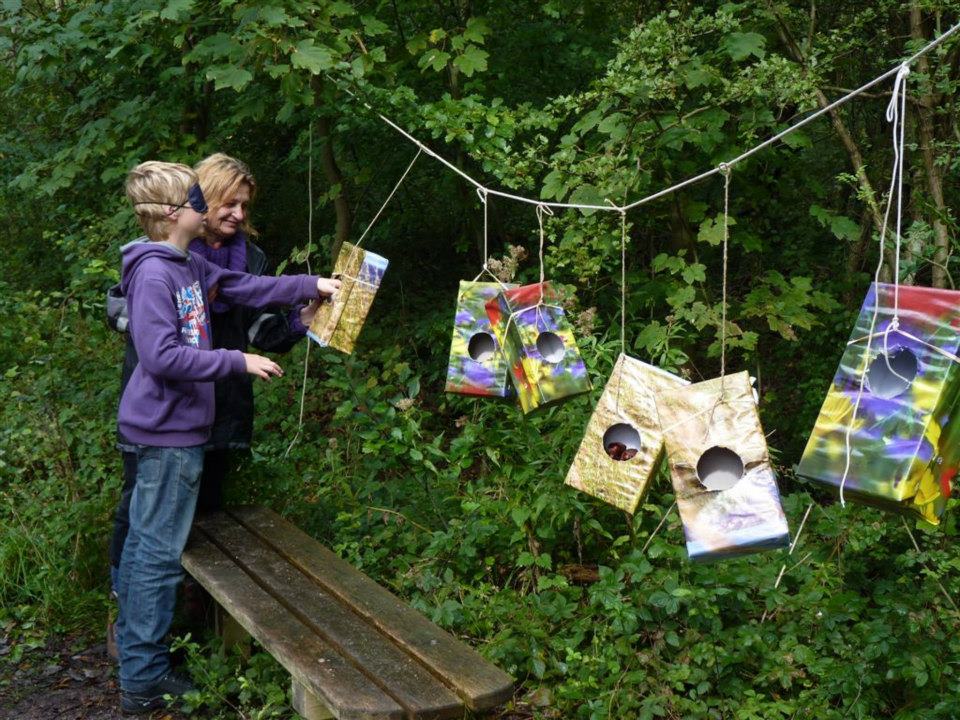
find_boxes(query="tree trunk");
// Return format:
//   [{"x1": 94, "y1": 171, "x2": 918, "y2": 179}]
[
  {"x1": 316, "y1": 114, "x2": 351, "y2": 259},
  {"x1": 909, "y1": 5, "x2": 951, "y2": 288}
]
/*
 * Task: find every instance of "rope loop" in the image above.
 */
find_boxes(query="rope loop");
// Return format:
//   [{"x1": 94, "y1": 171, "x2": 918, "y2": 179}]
[
  {"x1": 718, "y1": 161, "x2": 731, "y2": 178},
  {"x1": 476, "y1": 186, "x2": 488, "y2": 204}
]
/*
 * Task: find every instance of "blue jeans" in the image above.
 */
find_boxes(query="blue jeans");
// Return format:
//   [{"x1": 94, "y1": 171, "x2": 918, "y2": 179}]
[{"x1": 116, "y1": 445, "x2": 204, "y2": 692}]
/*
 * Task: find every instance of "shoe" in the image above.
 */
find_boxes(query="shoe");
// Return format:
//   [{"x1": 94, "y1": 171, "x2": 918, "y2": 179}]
[
  {"x1": 106, "y1": 620, "x2": 119, "y2": 662},
  {"x1": 120, "y1": 670, "x2": 196, "y2": 715}
]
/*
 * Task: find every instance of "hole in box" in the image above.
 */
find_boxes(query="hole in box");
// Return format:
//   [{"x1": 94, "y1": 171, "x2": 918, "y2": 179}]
[
  {"x1": 696, "y1": 446, "x2": 744, "y2": 491},
  {"x1": 603, "y1": 423, "x2": 641, "y2": 462},
  {"x1": 866, "y1": 347, "x2": 917, "y2": 399},
  {"x1": 536, "y1": 331, "x2": 565, "y2": 363},
  {"x1": 468, "y1": 332, "x2": 497, "y2": 362}
]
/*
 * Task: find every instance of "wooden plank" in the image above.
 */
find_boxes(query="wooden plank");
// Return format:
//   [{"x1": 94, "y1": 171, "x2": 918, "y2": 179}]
[
  {"x1": 228, "y1": 506, "x2": 515, "y2": 711},
  {"x1": 181, "y1": 535, "x2": 404, "y2": 720},
  {"x1": 196, "y1": 514, "x2": 464, "y2": 719},
  {"x1": 292, "y1": 679, "x2": 335, "y2": 720}
]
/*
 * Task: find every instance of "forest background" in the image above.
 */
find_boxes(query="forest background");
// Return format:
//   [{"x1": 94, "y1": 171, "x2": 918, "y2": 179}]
[{"x1": 2, "y1": 0, "x2": 960, "y2": 718}]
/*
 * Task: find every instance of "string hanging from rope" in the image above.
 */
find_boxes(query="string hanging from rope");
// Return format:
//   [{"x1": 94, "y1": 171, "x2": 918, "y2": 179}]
[
  {"x1": 285, "y1": 121, "x2": 316, "y2": 458},
  {"x1": 285, "y1": 144, "x2": 422, "y2": 457},
  {"x1": 472, "y1": 187, "x2": 510, "y2": 289},
  {"x1": 330, "y1": 21, "x2": 960, "y2": 216}
]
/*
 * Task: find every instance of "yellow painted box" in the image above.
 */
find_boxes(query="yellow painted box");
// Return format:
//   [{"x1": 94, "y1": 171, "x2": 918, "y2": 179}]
[
  {"x1": 565, "y1": 354, "x2": 689, "y2": 513},
  {"x1": 307, "y1": 242, "x2": 387, "y2": 354}
]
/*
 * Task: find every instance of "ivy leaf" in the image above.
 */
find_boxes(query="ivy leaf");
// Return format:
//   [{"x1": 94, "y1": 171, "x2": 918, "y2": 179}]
[
  {"x1": 259, "y1": 6, "x2": 290, "y2": 26},
  {"x1": 291, "y1": 40, "x2": 335, "y2": 74},
  {"x1": 160, "y1": 0, "x2": 193, "y2": 21},
  {"x1": 453, "y1": 44, "x2": 488, "y2": 76},
  {"x1": 206, "y1": 65, "x2": 252, "y2": 91},
  {"x1": 723, "y1": 32, "x2": 766, "y2": 61}
]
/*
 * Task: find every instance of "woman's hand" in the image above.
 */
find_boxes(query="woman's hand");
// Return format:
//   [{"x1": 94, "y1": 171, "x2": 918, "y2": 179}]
[
  {"x1": 299, "y1": 298, "x2": 323, "y2": 328},
  {"x1": 243, "y1": 353, "x2": 283, "y2": 380},
  {"x1": 317, "y1": 277, "x2": 341, "y2": 298}
]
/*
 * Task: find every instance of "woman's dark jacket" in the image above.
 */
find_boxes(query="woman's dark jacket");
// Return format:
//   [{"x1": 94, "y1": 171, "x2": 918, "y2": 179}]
[{"x1": 109, "y1": 237, "x2": 306, "y2": 450}]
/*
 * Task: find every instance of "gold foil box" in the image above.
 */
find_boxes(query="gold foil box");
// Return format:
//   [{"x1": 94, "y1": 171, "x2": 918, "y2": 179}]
[
  {"x1": 565, "y1": 354, "x2": 688, "y2": 513},
  {"x1": 308, "y1": 242, "x2": 388, "y2": 354},
  {"x1": 655, "y1": 371, "x2": 790, "y2": 561}
]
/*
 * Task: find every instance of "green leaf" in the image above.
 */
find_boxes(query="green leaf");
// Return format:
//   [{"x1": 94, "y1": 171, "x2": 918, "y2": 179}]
[
  {"x1": 453, "y1": 44, "x2": 488, "y2": 76},
  {"x1": 568, "y1": 183, "x2": 604, "y2": 216},
  {"x1": 462, "y1": 17, "x2": 490, "y2": 44},
  {"x1": 418, "y1": 49, "x2": 451, "y2": 72},
  {"x1": 723, "y1": 32, "x2": 766, "y2": 61},
  {"x1": 361, "y1": 15, "x2": 390, "y2": 37},
  {"x1": 259, "y1": 6, "x2": 289, "y2": 26},
  {"x1": 540, "y1": 169, "x2": 567, "y2": 201},
  {"x1": 159, "y1": 0, "x2": 193, "y2": 21},
  {"x1": 206, "y1": 65, "x2": 253, "y2": 91},
  {"x1": 291, "y1": 40, "x2": 335, "y2": 74},
  {"x1": 697, "y1": 214, "x2": 736, "y2": 246}
]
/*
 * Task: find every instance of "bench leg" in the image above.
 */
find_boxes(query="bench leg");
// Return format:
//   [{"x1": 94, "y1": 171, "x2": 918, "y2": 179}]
[
  {"x1": 214, "y1": 602, "x2": 251, "y2": 659},
  {"x1": 291, "y1": 678, "x2": 334, "y2": 720}
]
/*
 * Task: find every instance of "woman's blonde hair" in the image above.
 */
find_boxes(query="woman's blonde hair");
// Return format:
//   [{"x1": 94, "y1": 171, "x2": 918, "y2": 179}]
[
  {"x1": 195, "y1": 153, "x2": 258, "y2": 236},
  {"x1": 125, "y1": 161, "x2": 198, "y2": 241}
]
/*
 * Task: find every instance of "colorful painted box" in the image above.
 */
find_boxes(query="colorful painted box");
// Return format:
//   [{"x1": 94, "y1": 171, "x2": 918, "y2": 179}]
[
  {"x1": 445, "y1": 280, "x2": 518, "y2": 398},
  {"x1": 797, "y1": 283, "x2": 960, "y2": 524},
  {"x1": 656, "y1": 371, "x2": 790, "y2": 561},
  {"x1": 484, "y1": 282, "x2": 591, "y2": 414},
  {"x1": 565, "y1": 354, "x2": 688, "y2": 513},
  {"x1": 307, "y1": 242, "x2": 387, "y2": 354}
]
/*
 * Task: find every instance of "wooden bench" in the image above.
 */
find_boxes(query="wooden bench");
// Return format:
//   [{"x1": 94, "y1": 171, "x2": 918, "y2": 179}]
[{"x1": 181, "y1": 506, "x2": 514, "y2": 719}]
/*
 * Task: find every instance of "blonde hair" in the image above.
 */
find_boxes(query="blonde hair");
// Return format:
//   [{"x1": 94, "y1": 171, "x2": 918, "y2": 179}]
[
  {"x1": 195, "y1": 153, "x2": 258, "y2": 235},
  {"x1": 125, "y1": 161, "x2": 198, "y2": 241}
]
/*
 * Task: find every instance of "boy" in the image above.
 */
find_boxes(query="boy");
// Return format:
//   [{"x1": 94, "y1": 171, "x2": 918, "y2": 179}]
[{"x1": 116, "y1": 161, "x2": 339, "y2": 714}]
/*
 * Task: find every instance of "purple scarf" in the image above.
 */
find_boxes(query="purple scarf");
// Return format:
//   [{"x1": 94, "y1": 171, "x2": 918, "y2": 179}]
[{"x1": 189, "y1": 231, "x2": 248, "y2": 313}]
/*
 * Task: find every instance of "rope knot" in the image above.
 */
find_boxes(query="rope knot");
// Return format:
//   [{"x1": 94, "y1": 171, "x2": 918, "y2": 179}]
[
  {"x1": 718, "y1": 162, "x2": 731, "y2": 177},
  {"x1": 476, "y1": 187, "x2": 488, "y2": 204}
]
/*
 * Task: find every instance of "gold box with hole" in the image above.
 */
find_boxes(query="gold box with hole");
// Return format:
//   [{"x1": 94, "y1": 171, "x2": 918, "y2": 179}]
[
  {"x1": 484, "y1": 282, "x2": 591, "y2": 414},
  {"x1": 565, "y1": 354, "x2": 688, "y2": 513},
  {"x1": 655, "y1": 371, "x2": 790, "y2": 561},
  {"x1": 307, "y1": 242, "x2": 387, "y2": 355},
  {"x1": 444, "y1": 280, "x2": 517, "y2": 398},
  {"x1": 797, "y1": 283, "x2": 960, "y2": 524}
]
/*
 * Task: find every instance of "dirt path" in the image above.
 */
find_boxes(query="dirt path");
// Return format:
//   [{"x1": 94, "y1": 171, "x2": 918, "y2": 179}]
[{"x1": 0, "y1": 633, "x2": 186, "y2": 720}]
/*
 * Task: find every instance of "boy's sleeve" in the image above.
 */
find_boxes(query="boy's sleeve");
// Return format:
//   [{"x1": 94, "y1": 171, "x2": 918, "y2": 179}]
[
  {"x1": 131, "y1": 276, "x2": 246, "y2": 381},
  {"x1": 201, "y1": 257, "x2": 320, "y2": 308}
]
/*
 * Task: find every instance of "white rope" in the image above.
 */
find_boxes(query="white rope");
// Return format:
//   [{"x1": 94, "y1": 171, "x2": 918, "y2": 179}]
[
  {"x1": 836, "y1": 64, "x2": 912, "y2": 506},
  {"x1": 719, "y1": 163, "x2": 731, "y2": 388},
  {"x1": 286, "y1": 122, "x2": 315, "y2": 458},
  {"x1": 330, "y1": 22, "x2": 960, "y2": 215},
  {"x1": 471, "y1": 188, "x2": 510, "y2": 289}
]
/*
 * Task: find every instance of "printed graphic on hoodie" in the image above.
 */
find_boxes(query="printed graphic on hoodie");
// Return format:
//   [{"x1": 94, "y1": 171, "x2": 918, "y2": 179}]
[{"x1": 175, "y1": 281, "x2": 208, "y2": 347}]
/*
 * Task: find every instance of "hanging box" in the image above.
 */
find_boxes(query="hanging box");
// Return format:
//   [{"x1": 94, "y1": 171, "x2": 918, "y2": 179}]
[
  {"x1": 797, "y1": 282, "x2": 960, "y2": 524},
  {"x1": 307, "y1": 242, "x2": 388, "y2": 354},
  {"x1": 656, "y1": 371, "x2": 790, "y2": 561},
  {"x1": 484, "y1": 282, "x2": 591, "y2": 414},
  {"x1": 565, "y1": 354, "x2": 688, "y2": 513},
  {"x1": 445, "y1": 280, "x2": 518, "y2": 398}
]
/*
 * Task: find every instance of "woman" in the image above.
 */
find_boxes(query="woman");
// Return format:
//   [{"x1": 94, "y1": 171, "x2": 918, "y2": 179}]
[{"x1": 107, "y1": 153, "x2": 321, "y2": 655}]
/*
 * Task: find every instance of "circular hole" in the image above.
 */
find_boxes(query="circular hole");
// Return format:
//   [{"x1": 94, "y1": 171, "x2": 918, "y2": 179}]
[
  {"x1": 866, "y1": 348, "x2": 918, "y2": 399},
  {"x1": 536, "y1": 331, "x2": 565, "y2": 363},
  {"x1": 602, "y1": 423, "x2": 641, "y2": 462},
  {"x1": 696, "y1": 446, "x2": 744, "y2": 491},
  {"x1": 467, "y1": 332, "x2": 497, "y2": 362}
]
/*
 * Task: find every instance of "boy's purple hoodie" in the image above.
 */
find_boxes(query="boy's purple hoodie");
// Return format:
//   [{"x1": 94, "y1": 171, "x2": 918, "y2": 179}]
[{"x1": 118, "y1": 241, "x2": 319, "y2": 447}]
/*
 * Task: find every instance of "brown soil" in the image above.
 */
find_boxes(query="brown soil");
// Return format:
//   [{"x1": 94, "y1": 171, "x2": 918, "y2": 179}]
[{"x1": 0, "y1": 633, "x2": 186, "y2": 720}]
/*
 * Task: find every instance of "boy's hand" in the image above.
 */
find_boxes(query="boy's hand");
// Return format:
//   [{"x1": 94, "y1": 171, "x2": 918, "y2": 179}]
[
  {"x1": 243, "y1": 353, "x2": 283, "y2": 380},
  {"x1": 317, "y1": 277, "x2": 341, "y2": 298}
]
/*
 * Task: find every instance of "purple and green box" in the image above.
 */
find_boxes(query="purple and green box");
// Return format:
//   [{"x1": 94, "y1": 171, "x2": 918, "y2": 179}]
[
  {"x1": 484, "y1": 282, "x2": 591, "y2": 414},
  {"x1": 445, "y1": 280, "x2": 517, "y2": 398},
  {"x1": 797, "y1": 283, "x2": 960, "y2": 524}
]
